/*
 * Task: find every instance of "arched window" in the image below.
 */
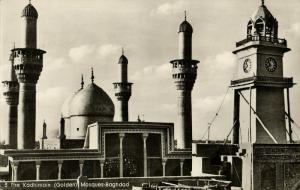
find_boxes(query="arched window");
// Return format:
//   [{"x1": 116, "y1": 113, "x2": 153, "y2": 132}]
[
  {"x1": 247, "y1": 21, "x2": 253, "y2": 37},
  {"x1": 254, "y1": 19, "x2": 265, "y2": 36}
]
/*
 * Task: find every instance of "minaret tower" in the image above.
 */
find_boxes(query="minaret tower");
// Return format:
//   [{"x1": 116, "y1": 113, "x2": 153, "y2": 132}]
[
  {"x1": 2, "y1": 50, "x2": 19, "y2": 149},
  {"x1": 170, "y1": 12, "x2": 199, "y2": 149},
  {"x1": 13, "y1": 1, "x2": 46, "y2": 149},
  {"x1": 230, "y1": 0, "x2": 293, "y2": 144},
  {"x1": 113, "y1": 49, "x2": 133, "y2": 121}
]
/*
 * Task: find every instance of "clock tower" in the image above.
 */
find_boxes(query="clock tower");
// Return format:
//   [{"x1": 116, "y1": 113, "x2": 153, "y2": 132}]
[{"x1": 230, "y1": 1, "x2": 293, "y2": 144}]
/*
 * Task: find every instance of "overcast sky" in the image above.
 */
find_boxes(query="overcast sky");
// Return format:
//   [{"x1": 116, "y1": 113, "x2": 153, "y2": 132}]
[{"x1": 1, "y1": 0, "x2": 300, "y2": 142}]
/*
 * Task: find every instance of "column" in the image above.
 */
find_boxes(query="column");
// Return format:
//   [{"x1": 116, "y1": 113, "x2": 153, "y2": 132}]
[
  {"x1": 232, "y1": 90, "x2": 240, "y2": 144},
  {"x1": 11, "y1": 163, "x2": 14, "y2": 181},
  {"x1": 13, "y1": 162, "x2": 19, "y2": 181},
  {"x1": 162, "y1": 159, "x2": 167, "y2": 177},
  {"x1": 100, "y1": 160, "x2": 105, "y2": 178},
  {"x1": 119, "y1": 133, "x2": 125, "y2": 177},
  {"x1": 17, "y1": 83, "x2": 37, "y2": 149},
  {"x1": 142, "y1": 133, "x2": 148, "y2": 177},
  {"x1": 176, "y1": 90, "x2": 192, "y2": 149},
  {"x1": 36, "y1": 161, "x2": 41, "y2": 180},
  {"x1": 58, "y1": 160, "x2": 63, "y2": 180},
  {"x1": 79, "y1": 160, "x2": 84, "y2": 176},
  {"x1": 180, "y1": 159, "x2": 184, "y2": 176}
]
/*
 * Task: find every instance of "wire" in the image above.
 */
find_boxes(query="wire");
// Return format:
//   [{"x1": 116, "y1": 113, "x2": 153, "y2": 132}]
[
  {"x1": 200, "y1": 87, "x2": 231, "y2": 140},
  {"x1": 223, "y1": 120, "x2": 237, "y2": 145},
  {"x1": 285, "y1": 112, "x2": 300, "y2": 141},
  {"x1": 293, "y1": 131, "x2": 300, "y2": 140}
]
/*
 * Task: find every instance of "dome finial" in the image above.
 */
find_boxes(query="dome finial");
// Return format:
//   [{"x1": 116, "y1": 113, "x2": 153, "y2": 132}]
[
  {"x1": 262, "y1": 0, "x2": 264, "y2": 5},
  {"x1": 81, "y1": 74, "x2": 84, "y2": 89},
  {"x1": 122, "y1": 47, "x2": 124, "y2": 55},
  {"x1": 91, "y1": 67, "x2": 95, "y2": 83},
  {"x1": 184, "y1": 10, "x2": 187, "y2": 21},
  {"x1": 29, "y1": 0, "x2": 31, "y2": 4}
]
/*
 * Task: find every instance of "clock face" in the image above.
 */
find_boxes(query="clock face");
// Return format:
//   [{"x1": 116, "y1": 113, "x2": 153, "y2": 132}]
[
  {"x1": 243, "y1": 59, "x2": 252, "y2": 73},
  {"x1": 265, "y1": 57, "x2": 277, "y2": 72}
]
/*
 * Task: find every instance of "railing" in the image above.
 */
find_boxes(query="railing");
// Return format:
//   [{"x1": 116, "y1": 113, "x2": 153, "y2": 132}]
[
  {"x1": 236, "y1": 35, "x2": 287, "y2": 47},
  {"x1": 231, "y1": 76, "x2": 293, "y2": 86}
]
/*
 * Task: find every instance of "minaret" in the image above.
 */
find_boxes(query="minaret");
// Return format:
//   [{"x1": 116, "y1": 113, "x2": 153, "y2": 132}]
[
  {"x1": 40, "y1": 121, "x2": 47, "y2": 149},
  {"x1": 58, "y1": 116, "x2": 66, "y2": 140},
  {"x1": 13, "y1": 2, "x2": 46, "y2": 149},
  {"x1": 113, "y1": 49, "x2": 133, "y2": 121},
  {"x1": 2, "y1": 50, "x2": 19, "y2": 149},
  {"x1": 42, "y1": 121, "x2": 47, "y2": 139},
  {"x1": 170, "y1": 12, "x2": 199, "y2": 149}
]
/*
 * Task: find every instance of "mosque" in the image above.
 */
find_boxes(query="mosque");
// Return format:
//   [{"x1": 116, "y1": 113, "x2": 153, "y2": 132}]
[
  {"x1": 1, "y1": 0, "x2": 196, "y2": 182},
  {"x1": 1, "y1": 1, "x2": 300, "y2": 190}
]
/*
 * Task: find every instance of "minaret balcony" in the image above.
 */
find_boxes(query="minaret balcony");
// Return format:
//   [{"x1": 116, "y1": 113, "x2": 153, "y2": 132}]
[
  {"x1": 12, "y1": 48, "x2": 46, "y2": 66},
  {"x1": 14, "y1": 64, "x2": 43, "y2": 84},
  {"x1": 2, "y1": 81, "x2": 19, "y2": 92},
  {"x1": 170, "y1": 59, "x2": 199, "y2": 85},
  {"x1": 230, "y1": 76, "x2": 294, "y2": 89},
  {"x1": 113, "y1": 82, "x2": 132, "y2": 92},
  {"x1": 113, "y1": 83, "x2": 132, "y2": 101},
  {"x1": 236, "y1": 35, "x2": 287, "y2": 48},
  {"x1": 2, "y1": 89, "x2": 19, "y2": 105}
]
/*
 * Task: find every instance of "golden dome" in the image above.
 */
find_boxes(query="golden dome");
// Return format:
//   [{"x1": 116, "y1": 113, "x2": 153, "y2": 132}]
[
  {"x1": 61, "y1": 91, "x2": 80, "y2": 118},
  {"x1": 69, "y1": 83, "x2": 114, "y2": 117}
]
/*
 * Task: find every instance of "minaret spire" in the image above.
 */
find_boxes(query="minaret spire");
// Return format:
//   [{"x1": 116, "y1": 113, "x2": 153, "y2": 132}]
[
  {"x1": 91, "y1": 67, "x2": 94, "y2": 83},
  {"x1": 262, "y1": 0, "x2": 264, "y2": 5},
  {"x1": 184, "y1": 10, "x2": 187, "y2": 21},
  {"x1": 29, "y1": 0, "x2": 31, "y2": 4},
  {"x1": 122, "y1": 47, "x2": 124, "y2": 55},
  {"x1": 81, "y1": 74, "x2": 84, "y2": 89},
  {"x1": 42, "y1": 120, "x2": 47, "y2": 139}
]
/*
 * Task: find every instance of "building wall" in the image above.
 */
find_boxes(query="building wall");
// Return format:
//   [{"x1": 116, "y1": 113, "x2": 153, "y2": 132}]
[{"x1": 256, "y1": 87, "x2": 286, "y2": 143}]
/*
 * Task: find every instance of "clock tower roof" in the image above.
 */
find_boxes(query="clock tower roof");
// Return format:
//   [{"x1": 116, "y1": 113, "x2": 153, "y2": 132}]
[
  {"x1": 246, "y1": 2, "x2": 279, "y2": 39},
  {"x1": 251, "y1": 4, "x2": 276, "y2": 27}
]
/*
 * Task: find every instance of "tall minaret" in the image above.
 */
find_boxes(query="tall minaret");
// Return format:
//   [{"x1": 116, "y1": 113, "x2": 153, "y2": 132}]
[
  {"x1": 113, "y1": 49, "x2": 132, "y2": 121},
  {"x1": 13, "y1": 2, "x2": 46, "y2": 149},
  {"x1": 170, "y1": 12, "x2": 199, "y2": 149},
  {"x1": 2, "y1": 51, "x2": 19, "y2": 149}
]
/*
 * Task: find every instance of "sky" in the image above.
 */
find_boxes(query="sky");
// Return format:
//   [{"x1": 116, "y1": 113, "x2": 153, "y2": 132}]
[{"x1": 1, "y1": 0, "x2": 300, "y2": 142}]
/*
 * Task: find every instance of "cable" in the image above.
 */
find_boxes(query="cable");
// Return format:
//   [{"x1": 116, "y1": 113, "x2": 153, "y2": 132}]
[
  {"x1": 223, "y1": 120, "x2": 237, "y2": 145},
  {"x1": 200, "y1": 87, "x2": 231, "y2": 140}
]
